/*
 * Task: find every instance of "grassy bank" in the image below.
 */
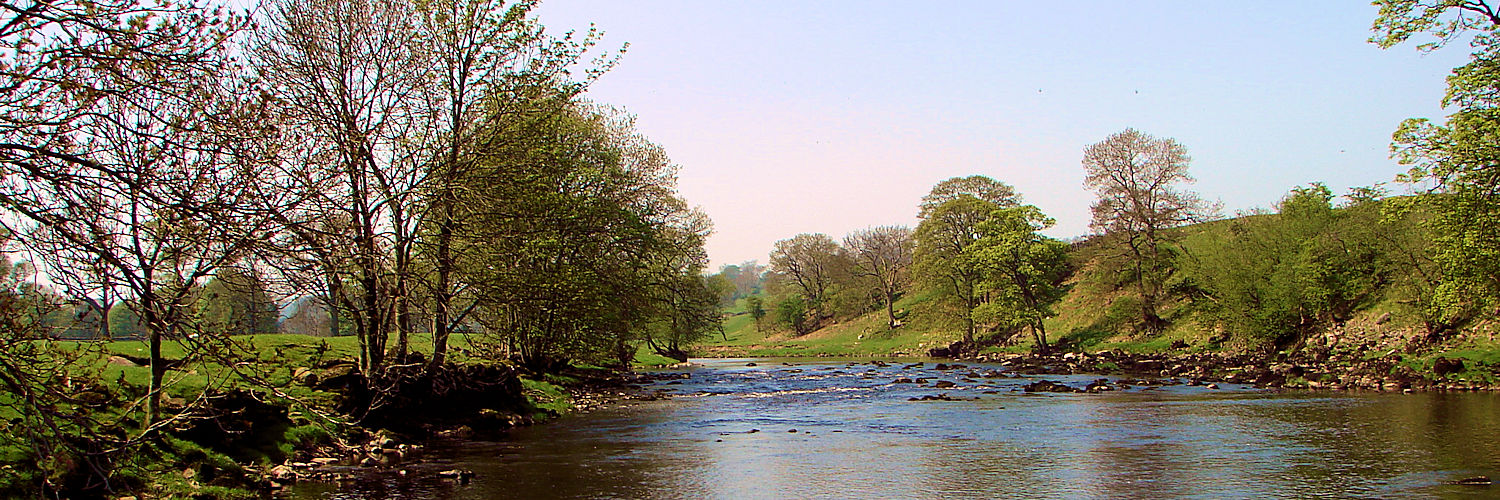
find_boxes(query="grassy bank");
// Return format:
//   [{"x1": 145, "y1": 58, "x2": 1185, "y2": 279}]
[
  {"x1": 697, "y1": 209, "x2": 1500, "y2": 386},
  {"x1": 0, "y1": 333, "x2": 620, "y2": 498}
]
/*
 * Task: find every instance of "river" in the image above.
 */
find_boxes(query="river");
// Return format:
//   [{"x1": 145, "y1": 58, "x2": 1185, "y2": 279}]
[{"x1": 289, "y1": 357, "x2": 1500, "y2": 499}]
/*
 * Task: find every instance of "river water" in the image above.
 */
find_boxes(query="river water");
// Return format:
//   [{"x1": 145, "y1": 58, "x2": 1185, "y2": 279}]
[{"x1": 290, "y1": 357, "x2": 1500, "y2": 499}]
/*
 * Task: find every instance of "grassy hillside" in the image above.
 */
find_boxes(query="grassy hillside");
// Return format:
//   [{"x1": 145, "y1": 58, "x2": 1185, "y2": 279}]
[{"x1": 697, "y1": 207, "x2": 1500, "y2": 380}]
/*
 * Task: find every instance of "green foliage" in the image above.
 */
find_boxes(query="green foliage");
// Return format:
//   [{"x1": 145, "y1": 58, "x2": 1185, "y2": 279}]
[
  {"x1": 195, "y1": 267, "x2": 279, "y2": 336},
  {"x1": 768, "y1": 233, "x2": 848, "y2": 326},
  {"x1": 456, "y1": 103, "x2": 715, "y2": 370},
  {"x1": 775, "y1": 295, "x2": 810, "y2": 334},
  {"x1": 745, "y1": 296, "x2": 767, "y2": 331},
  {"x1": 967, "y1": 205, "x2": 1071, "y2": 351},
  {"x1": 914, "y1": 191, "x2": 1010, "y2": 343},
  {"x1": 1377, "y1": 0, "x2": 1500, "y2": 328},
  {"x1": 1183, "y1": 184, "x2": 1387, "y2": 346}
]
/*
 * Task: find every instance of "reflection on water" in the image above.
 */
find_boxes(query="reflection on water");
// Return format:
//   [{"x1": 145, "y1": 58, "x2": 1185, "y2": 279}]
[{"x1": 290, "y1": 358, "x2": 1500, "y2": 499}]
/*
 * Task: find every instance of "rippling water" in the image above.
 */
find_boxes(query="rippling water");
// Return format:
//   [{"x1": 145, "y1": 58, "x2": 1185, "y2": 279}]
[{"x1": 290, "y1": 357, "x2": 1500, "y2": 499}]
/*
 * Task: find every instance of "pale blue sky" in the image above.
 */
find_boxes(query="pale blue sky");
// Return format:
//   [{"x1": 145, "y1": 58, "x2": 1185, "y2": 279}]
[{"x1": 534, "y1": 1, "x2": 1470, "y2": 270}]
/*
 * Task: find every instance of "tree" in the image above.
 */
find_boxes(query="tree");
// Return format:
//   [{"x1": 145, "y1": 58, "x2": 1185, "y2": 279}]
[
  {"x1": 730, "y1": 260, "x2": 768, "y2": 298},
  {"x1": 1374, "y1": 0, "x2": 1500, "y2": 320},
  {"x1": 844, "y1": 226, "x2": 914, "y2": 329},
  {"x1": 1082, "y1": 128, "x2": 1213, "y2": 334},
  {"x1": 641, "y1": 272, "x2": 722, "y2": 363},
  {"x1": 914, "y1": 176, "x2": 1020, "y2": 344},
  {"x1": 458, "y1": 103, "x2": 712, "y2": 370},
  {"x1": 769, "y1": 233, "x2": 847, "y2": 332},
  {"x1": 968, "y1": 206, "x2": 1070, "y2": 353},
  {"x1": 917, "y1": 175, "x2": 1022, "y2": 218},
  {"x1": 196, "y1": 266, "x2": 279, "y2": 336},
  {"x1": 413, "y1": 0, "x2": 614, "y2": 370},
  {"x1": 745, "y1": 295, "x2": 767, "y2": 332},
  {"x1": 1182, "y1": 184, "x2": 1383, "y2": 348},
  {"x1": 704, "y1": 273, "x2": 737, "y2": 307}
]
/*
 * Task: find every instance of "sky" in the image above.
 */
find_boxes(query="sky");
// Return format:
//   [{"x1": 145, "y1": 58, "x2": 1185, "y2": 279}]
[{"x1": 532, "y1": 1, "x2": 1472, "y2": 271}]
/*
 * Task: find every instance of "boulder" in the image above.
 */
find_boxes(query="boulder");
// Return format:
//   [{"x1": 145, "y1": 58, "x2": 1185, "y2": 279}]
[
  {"x1": 1022, "y1": 380, "x2": 1080, "y2": 393},
  {"x1": 106, "y1": 356, "x2": 139, "y2": 367},
  {"x1": 268, "y1": 465, "x2": 297, "y2": 482},
  {"x1": 1433, "y1": 357, "x2": 1466, "y2": 376},
  {"x1": 438, "y1": 469, "x2": 476, "y2": 484}
]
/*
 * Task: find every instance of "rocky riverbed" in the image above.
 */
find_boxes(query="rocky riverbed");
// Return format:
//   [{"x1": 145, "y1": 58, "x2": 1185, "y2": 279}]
[{"x1": 949, "y1": 346, "x2": 1499, "y2": 392}]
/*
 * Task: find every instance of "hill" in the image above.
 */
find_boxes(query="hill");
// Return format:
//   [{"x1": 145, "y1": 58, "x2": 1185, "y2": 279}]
[{"x1": 693, "y1": 202, "x2": 1500, "y2": 386}]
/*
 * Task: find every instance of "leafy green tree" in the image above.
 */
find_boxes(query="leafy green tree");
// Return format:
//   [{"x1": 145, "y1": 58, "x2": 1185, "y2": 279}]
[
  {"x1": 458, "y1": 102, "x2": 712, "y2": 370},
  {"x1": 1374, "y1": 0, "x2": 1500, "y2": 325},
  {"x1": 917, "y1": 175, "x2": 1022, "y2": 218},
  {"x1": 774, "y1": 295, "x2": 809, "y2": 334},
  {"x1": 1183, "y1": 184, "x2": 1383, "y2": 347},
  {"x1": 745, "y1": 295, "x2": 768, "y2": 332},
  {"x1": 914, "y1": 176, "x2": 1019, "y2": 344},
  {"x1": 967, "y1": 206, "x2": 1070, "y2": 353},
  {"x1": 704, "y1": 273, "x2": 737, "y2": 307},
  {"x1": 641, "y1": 272, "x2": 723, "y2": 362},
  {"x1": 196, "y1": 266, "x2": 279, "y2": 336}
]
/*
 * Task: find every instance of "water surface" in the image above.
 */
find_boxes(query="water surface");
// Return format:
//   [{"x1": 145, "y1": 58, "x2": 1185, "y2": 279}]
[{"x1": 291, "y1": 357, "x2": 1500, "y2": 499}]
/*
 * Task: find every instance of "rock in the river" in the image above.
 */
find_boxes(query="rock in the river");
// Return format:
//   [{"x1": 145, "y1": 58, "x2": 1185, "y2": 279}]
[
  {"x1": 1022, "y1": 380, "x2": 1080, "y2": 393},
  {"x1": 933, "y1": 380, "x2": 956, "y2": 388},
  {"x1": 438, "y1": 469, "x2": 476, "y2": 484},
  {"x1": 268, "y1": 465, "x2": 297, "y2": 482},
  {"x1": 745, "y1": 362, "x2": 758, "y2": 367}
]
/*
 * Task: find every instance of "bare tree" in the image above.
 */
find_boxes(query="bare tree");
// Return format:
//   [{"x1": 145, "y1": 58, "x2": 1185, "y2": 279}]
[
  {"x1": 844, "y1": 226, "x2": 913, "y2": 329},
  {"x1": 769, "y1": 233, "x2": 846, "y2": 330},
  {"x1": 1083, "y1": 128, "x2": 1214, "y2": 334},
  {"x1": 251, "y1": 0, "x2": 432, "y2": 377},
  {"x1": 3, "y1": 67, "x2": 282, "y2": 427}
]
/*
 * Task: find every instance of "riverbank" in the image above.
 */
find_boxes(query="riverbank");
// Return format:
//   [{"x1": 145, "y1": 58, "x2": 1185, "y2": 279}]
[
  {"x1": 0, "y1": 334, "x2": 668, "y2": 499},
  {"x1": 696, "y1": 293, "x2": 1500, "y2": 391},
  {"x1": 247, "y1": 361, "x2": 680, "y2": 495},
  {"x1": 954, "y1": 348, "x2": 1500, "y2": 392}
]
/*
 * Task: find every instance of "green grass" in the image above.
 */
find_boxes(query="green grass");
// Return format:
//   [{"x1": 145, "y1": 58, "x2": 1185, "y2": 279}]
[
  {"x1": 696, "y1": 289, "x2": 964, "y2": 358},
  {"x1": 519, "y1": 377, "x2": 571, "y2": 417}
]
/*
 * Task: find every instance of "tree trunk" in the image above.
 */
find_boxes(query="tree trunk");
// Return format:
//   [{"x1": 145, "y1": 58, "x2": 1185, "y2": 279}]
[
  {"x1": 147, "y1": 326, "x2": 165, "y2": 425},
  {"x1": 430, "y1": 213, "x2": 454, "y2": 370},
  {"x1": 326, "y1": 275, "x2": 343, "y2": 338},
  {"x1": 140, "y1": 293, "x2": 165, "y2": 426},
  {"x1": 395, "y1": 276, "x2": 410, "y2": 364},
  {"x1": 1032, "y1": 322, "x2": 1049, "y2": 354},
  {"x1": 885, "y1": 290, "x2": 898, "y2": 329}
]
